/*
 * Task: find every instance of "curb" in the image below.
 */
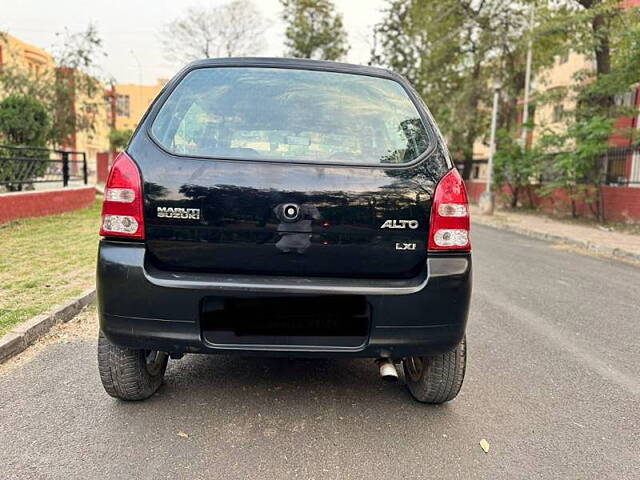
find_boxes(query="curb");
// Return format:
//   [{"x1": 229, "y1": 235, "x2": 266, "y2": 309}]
[
  {"x1": 473, "y1": 217, "x2": 640, "y2": 263},
  {"x1": 0, "y1": 288, "x2": 96, "y2": 364}
]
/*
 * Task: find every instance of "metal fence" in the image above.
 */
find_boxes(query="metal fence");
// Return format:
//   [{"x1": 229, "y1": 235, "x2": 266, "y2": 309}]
[
  {"x1": 455, "y1": 144, "x2": 640, "y2": 187},
  {"x1": 603, "y1": 145, "x2": 640, "y2": 186},
  {"x1": 0, "y1": 145, "x2": 88, "y2": 191}
]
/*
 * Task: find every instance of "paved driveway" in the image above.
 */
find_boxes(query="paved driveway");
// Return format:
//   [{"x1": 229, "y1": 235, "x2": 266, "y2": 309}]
[{"x1": 1, "y1": 225, "x2": 639, "y2": 479}]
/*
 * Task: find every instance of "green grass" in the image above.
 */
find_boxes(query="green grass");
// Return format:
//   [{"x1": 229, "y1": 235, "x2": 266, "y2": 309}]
[{"x1": 0, "y1": 199, "x2": 101, "y2": 335}]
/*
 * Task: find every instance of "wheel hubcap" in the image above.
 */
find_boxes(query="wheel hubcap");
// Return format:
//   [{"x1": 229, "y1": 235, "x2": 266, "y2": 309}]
[
  {"x1": 144, "y1": 350, "x2": 167, "y2": 376},
  {"x1": 405, "y1": 356, "x2": 424, "y2": 382}
]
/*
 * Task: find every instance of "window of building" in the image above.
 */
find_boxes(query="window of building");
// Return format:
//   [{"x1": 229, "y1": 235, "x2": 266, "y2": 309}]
[
  {"x1": 116, "y1": 94, "x2": 130, "y2": 117},
  {"x1": 552, "y1": 103, "x2": 565, "y2": 123},
  {"x1": 85, "y1": 103, "x2": 98, "y2": 115},
  {"x1": 615, "y1": 89, "x2": 636, "y2": 107}
]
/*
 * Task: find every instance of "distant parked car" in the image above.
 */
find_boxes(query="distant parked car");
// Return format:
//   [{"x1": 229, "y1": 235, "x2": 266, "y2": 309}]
[{"x1": 96, "y1": 58, "x2": 471, "y2": 403}]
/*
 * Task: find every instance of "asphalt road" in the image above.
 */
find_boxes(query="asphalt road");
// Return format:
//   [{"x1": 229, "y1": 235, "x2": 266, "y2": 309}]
[{"x1": 1, "y1": 224, "x2": 639, "y2": 479}]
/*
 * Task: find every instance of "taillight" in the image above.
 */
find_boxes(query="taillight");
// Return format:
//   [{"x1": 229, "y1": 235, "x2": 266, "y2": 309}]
[
  {"x1": 428, "y1": 168, "x2": 470, "y2": 251},
  {"x1": 99, "y1": 152, "x2": 145, "y2": 240}
]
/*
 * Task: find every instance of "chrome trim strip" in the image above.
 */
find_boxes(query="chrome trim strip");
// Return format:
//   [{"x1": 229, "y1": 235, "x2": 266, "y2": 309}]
[{"x1": 142, "y1": 257, "x2": 469, "y2": 295}]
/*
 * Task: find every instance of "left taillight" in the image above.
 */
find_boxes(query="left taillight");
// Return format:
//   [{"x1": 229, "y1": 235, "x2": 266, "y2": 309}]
[
  {"x1": 428, "y1": 168, "x2": 470, "y2": 252},
  {"x1": 99, "y1": 152, "x2": 145, "y2": 240}
]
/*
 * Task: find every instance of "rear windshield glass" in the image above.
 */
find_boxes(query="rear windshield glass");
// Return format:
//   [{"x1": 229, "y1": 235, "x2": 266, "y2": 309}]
[{"x1": 150, "y1": 67, "x2": 431, "y2": 165}]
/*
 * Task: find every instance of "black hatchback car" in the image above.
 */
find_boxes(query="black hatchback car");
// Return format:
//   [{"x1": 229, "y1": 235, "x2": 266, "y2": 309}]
[{"x1": 97, "y1": 58, "x2": 471, "y2": 403}]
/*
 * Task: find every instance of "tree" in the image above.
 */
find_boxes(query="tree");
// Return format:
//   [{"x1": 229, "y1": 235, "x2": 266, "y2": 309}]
[
  {"x1": 52, "y1": 24, "x2": 108, "y2": 148},
  {"x1": 108, "y1": 129, "x2": 133, "y2": 152},
  {"x1": 0, "y1": 95, "x2": 50, "y2": 191},
  {"x1": 538, "y1": 116, "x2": 614, "y2": 221},
  {"x1": 162, "y1": 0, "x2": 266, "y2": 63},
  {"x1": 0, "y1": 24, "x2": 107, "y2": 149},
  {"x1": 493, "y1": 129, "x2": 543, "y2": 208},
  {"x1": 537, "y1": 1, "x2": 640, "y2": 119},
  {"x1": 533, "y1": 2, "x2": 639, "y2": 221},
  {"x1": 0, "y1": 95, "x2": 50, "y2": 146},
  {"x1": 280, "y1": 0, "x2": 349, "y2": 60},
  {"x1": 371, "y1": 0, "x2": 557, "y2": 180}
]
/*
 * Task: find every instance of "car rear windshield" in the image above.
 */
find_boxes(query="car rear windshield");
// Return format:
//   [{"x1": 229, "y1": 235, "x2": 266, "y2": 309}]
[{"x1": 150, "y1": 67, "x2": 432, "y2": 165}]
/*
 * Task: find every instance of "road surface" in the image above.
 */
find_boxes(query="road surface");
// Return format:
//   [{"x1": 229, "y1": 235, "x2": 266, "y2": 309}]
[{"x1": 1, "y1": 224, "x2": 639, "y2": 479}]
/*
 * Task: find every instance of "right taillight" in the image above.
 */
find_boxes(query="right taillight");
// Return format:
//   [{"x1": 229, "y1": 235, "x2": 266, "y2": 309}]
[
  {"x1": 428, "y1": 168, "x2": 470, "y2": 251},
  {"x1": 100, "y1": 152, "x2": 145, "y2": 240}
]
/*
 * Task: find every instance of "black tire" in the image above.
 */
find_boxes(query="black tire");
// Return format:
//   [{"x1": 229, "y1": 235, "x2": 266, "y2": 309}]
[
  {"x1": 403, "y1": 336, "x2": 466, "y2": 404},
  {"x1": 97, "y1": 331, "x2": 168, "y2": 401}
]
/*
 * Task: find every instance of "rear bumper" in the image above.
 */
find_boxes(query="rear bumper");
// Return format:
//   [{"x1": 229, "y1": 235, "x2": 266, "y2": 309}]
[{"x1": 97, "y1": 240, "x2": 471, "y2": 358}]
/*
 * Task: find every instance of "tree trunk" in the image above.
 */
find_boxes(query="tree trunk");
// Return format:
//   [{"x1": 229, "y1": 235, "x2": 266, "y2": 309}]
[
  {"x1": 598, "y1": 185, "x2": 605, "y2": 223},
  {"x1": 592, "y1": 12, "x2": 614, "y2": 109},
  {"x1": 510, "y1": 186, "x2": 519, "y2": 208},
  {"x1": 578, "y1": 0, "x2": 614, "y2": 109},
  {"x1": 527, "y1": 186, "x2": 535, "y2": 209}
]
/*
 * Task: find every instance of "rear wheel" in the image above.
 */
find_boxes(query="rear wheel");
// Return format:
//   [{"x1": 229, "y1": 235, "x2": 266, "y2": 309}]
[
  {"x1": 403, "y1": 336, "x2": 466, "y2": 404},
  {"x1": 97, "y1": 331, "x2": 168, "y2": 401}
]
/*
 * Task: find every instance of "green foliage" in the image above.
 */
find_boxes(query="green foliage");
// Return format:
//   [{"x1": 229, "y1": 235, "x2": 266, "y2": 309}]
[
  {"x1": 373, "y1": 0, "x2": 473, "y2": 178},
  {"x1": 280, "y1": 0, "x2": 349, "y2": 60},
  {"x1": 0, "y1": 95, "x2": 50, "y2": 146},
  {"x1": 537, "y1": 1, "x2": 640, "y2": 121},
  {"x1": 0, "y1": 95, "x2": 51, "y2": 191},
  {"x1": 576, "y1": 7, "x2": 640, "y2": 121},
  {"x1": 51, "y1": 25, "x2": 107, "y2": 148},
  {"x1": 493, "y1": 130, "x2": 543, "y2": 208},
  {"x1": 108, "y1": 129, "x2": 133, "y2": 151},
  {"x1": 0, "y1": 24, "x2": 107, "y2": 148},
  {"x1": 372, "y1": 0, "x2": 561, "y2": 179},
  {"x1": 539, "y1": 116, "x2": 614, "y2": 220},
  {"x1": 526, "y1": 2, "x2": 639, "y2": 221}
]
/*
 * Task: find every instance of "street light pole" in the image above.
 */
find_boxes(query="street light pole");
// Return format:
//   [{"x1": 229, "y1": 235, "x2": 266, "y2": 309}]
[
  {"x1": 520, "y1": 5, "x2": 535, "y2": 147},
  {"x1": 480, "y1": 83, "x2": 501, "y2": 215}
]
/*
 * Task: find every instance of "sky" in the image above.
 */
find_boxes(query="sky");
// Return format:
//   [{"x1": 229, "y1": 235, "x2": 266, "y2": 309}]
[{"x1": 1, "y1": 0, "x2": 387, "y2": 85}]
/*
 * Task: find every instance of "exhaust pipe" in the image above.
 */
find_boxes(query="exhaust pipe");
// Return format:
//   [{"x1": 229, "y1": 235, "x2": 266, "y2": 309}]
[{"x1": 376, "y1": 358, "x2": 398, "y2": 382}]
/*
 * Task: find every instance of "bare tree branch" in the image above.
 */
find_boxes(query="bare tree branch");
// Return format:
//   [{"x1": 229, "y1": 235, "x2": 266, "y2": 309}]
[{"x1": 162, "y1": 0, "x2": 266, "y2": 64}]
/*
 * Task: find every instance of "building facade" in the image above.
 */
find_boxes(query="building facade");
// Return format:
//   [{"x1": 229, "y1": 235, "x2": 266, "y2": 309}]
[
  {"x1": 0, "y1": 33, "x2": 110, "y2": 182},
  {"x1": 0, "y1": 33, "x2": 167, "y2": 184},
  {"x1": 469, "y1": 32, "x2": 639, "y2": 186},
  {"x1": 528, "y1": 0, "x2": 640, "y2": 186},
  {"x1": 0, "y1": 32, "x2": 56, "y2": 75},
  {"x1": 529, "y1": 50, "x2": 595, "y2": 145},
  {"x1": 107, "y1": 81, "x2": 166, "y2": 132}
]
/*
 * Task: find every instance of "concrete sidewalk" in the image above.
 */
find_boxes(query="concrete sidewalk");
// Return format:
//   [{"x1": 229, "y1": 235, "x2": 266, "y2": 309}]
[{"x1": 471, "y1": 206, "x2": 640, "y2": 262}]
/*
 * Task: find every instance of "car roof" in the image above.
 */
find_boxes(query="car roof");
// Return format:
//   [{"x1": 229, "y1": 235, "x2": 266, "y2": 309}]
[{"x1": 184, "y1": 57, "x2": 402, "y2": 82}]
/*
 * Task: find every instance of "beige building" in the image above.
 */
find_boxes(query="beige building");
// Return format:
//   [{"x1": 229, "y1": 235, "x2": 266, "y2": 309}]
[
  {"x1": 530, "y1": 50, "x2": 595, "y2": 145},
  {"x1": 0, "y1": 32, "x2": 55, "y2": 75},
  {"x1": 0, "y1": 33, "x2": 111, "y2": 182},
  {"x1": 470, "y1": 138, "x2": 491, "y2": 181},
  {"x1": 111, "y1": 81, "x2": 166, "y2": 132},
  {"x1": 72, "y1": 79, "x2": 111, "y2": 182},
  {"x1": 1, "y1": 32, "x2": 166, "y2": 184},
  {"x1": 468, "y1": 50, "x2": 595, "y2": 182}
]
